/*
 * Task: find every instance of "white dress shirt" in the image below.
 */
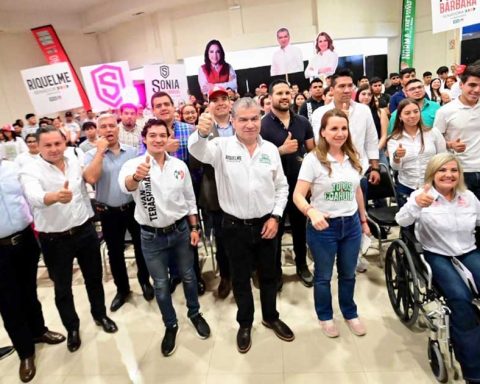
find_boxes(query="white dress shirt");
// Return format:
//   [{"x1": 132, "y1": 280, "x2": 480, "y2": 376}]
[
  {"x1": 118, "y1": 153, "x2": 197, "y2": 227},
  {"x1": 304, "y1": 50, "x2": 339, "y2": 79},
  {"x1": 0, "y1": 160, "x2": 33, "y2": 237},
  {"x1": 271, "y1": 45, "x2": 304, "y2": 76},
  {"x1": 311, "y1": 102, "x2": 379, "y2": 174},
  {"x1": 298, "y1": 152, "x2": 361, "y2": 218},
  {"x1": 396, "y1": 187, "x2": 480, "y2": 256},
  {"x1": 20, "y1": 155, "x2": 93, "y2": 233},
  {"x1": 387, "y1": 128, "x2": 446, "y2": 189},
  {"x1": 188, "y1": 131, "x2": 288, "y2": 219},
  {"x1": 15, "y1": 152, "x2": 39, "y2": 168},
  {"x1": 433, "y1": 98, "x2": 480, "y2": 172}
]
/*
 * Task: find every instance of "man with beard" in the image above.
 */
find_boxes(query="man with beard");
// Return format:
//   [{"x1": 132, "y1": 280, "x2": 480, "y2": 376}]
[
  {"x1": 261, "y1": 79, "x2": 315, "y2": 290},
  {"x1": 118, "y1": 103, "x2": 143, "y2": 152}
]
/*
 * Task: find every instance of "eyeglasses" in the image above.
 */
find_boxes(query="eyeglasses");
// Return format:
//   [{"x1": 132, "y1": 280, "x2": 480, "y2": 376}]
[{"x1": 26, "y1": 140, "x2": 37, "y2": 144}]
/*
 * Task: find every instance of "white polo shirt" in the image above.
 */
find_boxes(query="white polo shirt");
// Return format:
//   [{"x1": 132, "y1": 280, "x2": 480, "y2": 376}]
[
  {"x1": 20, "y1": 154, "x2": 93, "y2": 233},
  {"x1": 433, "y1": 98, "x2": 480, "y2": 172},
  {"x1": 396, "y1": 187, "x2": 480, "y2": 256},
  {"x1": 188, "y1": 131, "x2": 288, "y2": 219},
  {"x1": 311, "y1": 102, "x2": 379, "y2": 175},
  {"x1": 118, "y1": 153, "x2": 197, "y2": 228},
  {"x1": 387, "y1": 128, "x2": 446, "y2": 189},
  {"x1": 298, "y1": 152, "x2": 361, "y2": 218}
]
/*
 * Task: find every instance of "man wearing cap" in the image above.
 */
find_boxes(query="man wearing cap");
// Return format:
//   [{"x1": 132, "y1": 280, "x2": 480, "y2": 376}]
[
  {"x1": 119, "y1": 118, "x2": 210, "y2": 357},
  {"x1": 118, "y1": 103, "x2": 143, "y2": 152},
  {"x1": 385, "y1": 73, "x2": 402, "y2": 96},
  {"x1": 1, "y1": 159, "x2": 65, "y2": 382},
  {"x1": 261, "y1": 79, "x2": 315, "y2": 290},
  {"x1": 189, "y1": 97, "x2": 294, "y2": 353},
  {"x1": 20, "y1": 126, "x2": 117, "y2": 353},
  {"x1": 271, "y1": 28, "x2": 304, "y2": 77},
  {"x1": 83, "y1": 114, "x2": 154, "y2": 312},
  {"x1": 299, "y1": 78, "x2": 324, "y2": 123}
]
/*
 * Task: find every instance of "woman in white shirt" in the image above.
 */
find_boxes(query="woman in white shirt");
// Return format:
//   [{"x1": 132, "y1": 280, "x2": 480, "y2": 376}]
[
  {"x1": 395, "y1": 153, "x2": 480, "y2": 383},
  {"x1": 15, "y1": 133, "x2": 40, "y2": 168},
  {"x1": 293, "y1": 109, "x2": 370, "y2": 338},
  {"x1": 0, "y1": 124, "x2": 27, "y2": 161},
  {"x1": 304, "y1": 32, "x2": 339, "y2": 80},
  {"x1": 387, "y1": 99, "x2": 446, "y2": 208}
]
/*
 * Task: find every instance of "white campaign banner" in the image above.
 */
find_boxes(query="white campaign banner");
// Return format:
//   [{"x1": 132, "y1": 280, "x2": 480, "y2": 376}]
[
  {"x1": 144, "y1": 64, "x2": 189, "y2": 107},
  {"x1": 80, "y1": 61, "x2": 133, "y2": 112},
  {"x1": 21, "y1": 62, "x2": 82, "y2": 115},
  {"x1": 431, "y1": 0, "x2": 480, "y2": 33}
]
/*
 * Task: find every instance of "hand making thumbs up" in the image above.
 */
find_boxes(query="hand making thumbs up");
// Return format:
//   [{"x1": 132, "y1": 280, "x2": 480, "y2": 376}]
[
  {"x1": 415, "y1": 183, "x2": 435, "y2": 208},
  {"x1": 279, "y1": 132, "x2": 298, "y2": 155},
  {"x1": 57, "y1": 180, "x2": 73, "y2": 204},
  {"x1": 450, "y1": 138, "x2": 466, "y2": 153},
  {"x1": 165, "y1": 130, "x2": 180, "y2": 153},
  {"x1": 197, "y1": 111, "x2": 214, "y2": 138},
  {"x1": 134, "y1": 155, "x2": 151, "y2": 181}
]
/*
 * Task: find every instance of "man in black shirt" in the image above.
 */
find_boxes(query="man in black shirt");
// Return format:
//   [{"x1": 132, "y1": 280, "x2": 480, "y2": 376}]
[
  {"x1": 261, "y1": 79, "x2": 315, "y2": 289},
  {"x1": 298, "y1": 78, "x2": 324, "y2": 123},
  {"x1": 370, "y1": 76, "x2": 390, "y2": 109},
  {"x1": 385, "y1": 72, "x2": 401, "y2": 96}
]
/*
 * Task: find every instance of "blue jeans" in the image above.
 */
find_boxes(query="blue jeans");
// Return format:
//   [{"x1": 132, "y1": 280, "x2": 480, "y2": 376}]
[
  {"x1": 307, "y1": 214, "x2": 362, "y2": 321},
  {"x1": 140, "y1": 218, "x2": 200, "y2": 327},
  {"x1": 395, "y1": 182, "x2": 415, "y2": 209}
]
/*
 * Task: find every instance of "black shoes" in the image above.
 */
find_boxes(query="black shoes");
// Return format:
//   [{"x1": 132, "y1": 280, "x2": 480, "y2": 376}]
[
  {"x1": 19, "y1": 355, "x2": 35, "y2": 383},
  {"x1": 236, "y1": 327, "x2": 252, "y2": 354},
  {"x1": 67, "y1": 330, "x2": 81, "y2": 352},
  {"x1": 0, "y1": 346, "x2": 14, "y2": 360},
  {"x1": 141, "y1": 283, "x2": 155, "y2": 301},
  {"x1": 110, "y1": 291, "x2": 131, "y2": 312},
  {"x1": 33, "y1": 330, "x2": 66, "y2": 345},
  {"x1": 94, "y1": 316, "x2": 118, "y2": 333},
  {"x1": 161, "y1": 324, "x2": 179, "y2": 357},
  {"x1": 169, "y1": 277, "x2": 182, "y2": 294},
  {"x1": 297, "y1": 265, "x2": 313, "y2": 288},
  {"x1": 197, "y1": 278, "x2": 206, "y2": 296},
  {"x1": 217, "y1": 277, "x2": 231, "y2": 299},
  {"x1": 262, "y1": 319, "x2": 295, "y2": 342},
  {"x1": 190, "y1": 313, "x2": 210, "y2": 339}
]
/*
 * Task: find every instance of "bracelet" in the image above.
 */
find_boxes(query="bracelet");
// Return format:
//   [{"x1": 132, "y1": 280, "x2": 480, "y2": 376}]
[
  {"x1": 132, "y1": 173, "x2": 142, "y2": 182},
  {"x1": 304, "y1": 205, "x2": 313, "y2": 216},
  {"x1": 191, "y1": 228, "x2": 199, "y2": 232},
  {"x1": 190, "y1": 224, "x2": 200, "y2": 231},
  {"x1": 360, "y1": 219, "x2": 368, "y2": 224}
]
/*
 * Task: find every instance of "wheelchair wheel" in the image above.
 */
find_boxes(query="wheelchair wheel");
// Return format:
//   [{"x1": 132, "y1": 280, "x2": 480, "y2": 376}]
[
  {"x1": 428, "y1": 339, "x2": 448, "y2": 383},
  {"x1": 385, "y1": 240, "x2": 420, "y2": 327}
]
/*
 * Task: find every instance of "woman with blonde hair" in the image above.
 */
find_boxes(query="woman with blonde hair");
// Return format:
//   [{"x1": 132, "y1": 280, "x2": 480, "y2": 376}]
[
  {"x1": 304, "y1": 32, "x2": 339, "y2": 80},
  {"x1": 293, "y1": 109, "x2": 370, "y2": 338}
]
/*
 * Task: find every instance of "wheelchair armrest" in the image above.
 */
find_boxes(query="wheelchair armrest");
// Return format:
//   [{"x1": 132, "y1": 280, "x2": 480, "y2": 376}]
[{"x1": 400, "y1": 227, "x2": 424, "y2": 254}]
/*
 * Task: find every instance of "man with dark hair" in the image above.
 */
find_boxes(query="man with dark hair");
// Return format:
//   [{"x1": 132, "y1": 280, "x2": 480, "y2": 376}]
[
  {"x1": 388, "y1": 78, "x2": 440, "y2": 134},
  {"x1": 370, "y1": 76, "x2": 390, "y2": 109},
  {"x1": 385, "y1": 72, "x2": 401, "y2": 96},
  {"x1": 423, "y1": 71, "x2": 433, "y2": 97},
  {"x1": 64, "y1": 111, "x2": 80, "y2": 145},
  {"x1": 299, "y1": 78, "x2": 324, "y2": 122},
  {"x1": 433, "y1": 63, "x2": 480, "y2": 199},
  {"x1": 22, "y1": 114, "x2": 38, "y2": 139},
  {"x1": 83, "y1": 114, "x2": 153, "y2": 312},
  {"x1": 118, "y1": 103, "x2": 142, "y2": 151},
  {"x1": 261, "y1": 79, "x2": 315, "y2": 289},
  {"x1": 389, "y1": 67, "x2": 416, "y2": 113},
  {"x1": 271, "y1": 28, "x2": 304, "y2": 77},
  {"x1": 79, "y1": 121, "x2": 98, "y2": 153},
  {"x1": 20, "y1": 127, "x2": 117, "y2": 353},
  {"x1": 437, "y1": 65, "x2": 449, "y2": 89},
  {"x1": 357, "y1": 75, "x2": 369, "y2": 87}
]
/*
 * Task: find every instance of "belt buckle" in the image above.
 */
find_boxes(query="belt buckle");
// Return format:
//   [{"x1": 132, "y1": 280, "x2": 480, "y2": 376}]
[
  {"x1": 243, "y1": 219, "x2": 253, "y2": 226},
  {"x1": 11, "y1": 234, "x2": 22, "y2": 245}
]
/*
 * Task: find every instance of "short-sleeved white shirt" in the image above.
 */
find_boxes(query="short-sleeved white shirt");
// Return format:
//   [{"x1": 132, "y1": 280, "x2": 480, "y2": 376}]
[{"x1": 298, "y1": 152, "x2": 361, "y2": 218}]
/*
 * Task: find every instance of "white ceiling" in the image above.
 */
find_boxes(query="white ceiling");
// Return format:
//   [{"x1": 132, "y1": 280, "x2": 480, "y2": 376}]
[{"x1": 0, "y1": 0, "x2": 108, "y2": 14}]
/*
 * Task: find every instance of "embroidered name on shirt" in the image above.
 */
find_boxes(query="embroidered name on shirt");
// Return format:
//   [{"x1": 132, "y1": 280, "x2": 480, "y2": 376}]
[
  {"x1": 259, "y1": 154, "x2": 271, "y2": 165},
  {"x1": 324, "y1": 182, "x2": 354, "y2": 201},
  {"x1": 140, "y1": 176, "x2": 158, "y2": 221},
  {"x1": 226, "y1": 155, "x2": 242, "y2": 162}
]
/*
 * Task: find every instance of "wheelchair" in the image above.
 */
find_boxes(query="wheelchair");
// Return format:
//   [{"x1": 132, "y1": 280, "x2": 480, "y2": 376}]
[{"x1": 385, "y1": 227, "x2": 480, "y2": 383}]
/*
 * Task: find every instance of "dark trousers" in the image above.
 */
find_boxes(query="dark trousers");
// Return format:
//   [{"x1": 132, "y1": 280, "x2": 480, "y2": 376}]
[
  {"x1": 99, "y1": 203, "x2": 150, "y2": 294},
  {"x1": 209, "y1": 210, "x2": 229, "y2": 279},
  {"x1": 464, "y1": 172, "x2": 480, "y2": 201},
  {"x1": 276, "y1": 196, "x2": 307, "y2": 276},
  {"x1": 39, "y1": 221, "x2": 106, "y2": 332},
  {"x1": 0, "y1": 226, "x2": 47, "y2": 359},
  {"x1": 223, "y1": 216, "x2": 279, "y2": 327}
]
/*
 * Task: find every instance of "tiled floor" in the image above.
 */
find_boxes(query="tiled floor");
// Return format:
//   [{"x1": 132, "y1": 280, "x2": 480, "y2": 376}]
[{"x1": 0, "y1": 240, "x2": 456, "y2": 383}]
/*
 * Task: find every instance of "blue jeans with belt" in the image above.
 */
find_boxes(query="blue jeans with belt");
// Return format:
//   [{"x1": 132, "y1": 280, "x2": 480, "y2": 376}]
[
  {"x1": 307, "y1": 214, "x2": 362, "y2": 321},
  {"x1": 140, "y1": 218, "x2": 200, "y2": 327}
]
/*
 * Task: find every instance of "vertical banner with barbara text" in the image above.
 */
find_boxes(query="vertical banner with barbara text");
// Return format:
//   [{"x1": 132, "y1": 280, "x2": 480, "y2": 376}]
[
  {"x1": 144, "y1": 64, "x2": 189, "y2": 107},
  {"x1": 31, "y1": 25, "x2": 91, "y2": 110},
  {"x1": 399, "y1": 0, "x2": 416, "y2": 69}
]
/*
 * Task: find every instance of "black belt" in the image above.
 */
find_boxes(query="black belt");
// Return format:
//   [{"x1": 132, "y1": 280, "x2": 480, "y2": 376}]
[
  {"x1": 141, "y1": 217, "x2": 185, "y2": 235},
  {"x1": 38, "y1": 220, "x2": 91, "y2": 239},
  {"x1": 0, "y1": 226, "x2": 30, "y2": 246},
  {"x1": 223, "y1": 213, "x2": 269, "y2": 226},
  {"x1": 96, "y1": 202, "x2": 133, "y2": 212}
]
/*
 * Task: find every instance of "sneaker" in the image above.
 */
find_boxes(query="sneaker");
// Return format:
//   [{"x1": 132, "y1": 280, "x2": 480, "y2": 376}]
[
  {"x1": 190, "y1": 313, "x2": 211, "y2": 339},
  {"x1": 161, "y1": 324, "x2": 179, "y2": 356},
  {"x1": 356, "y1": 257, "x2": 369, "y2": 273},
  {"x1": 296, "y1": 265, "x2": 313, "y2": 287},
  {"x1": 320, "y1": 320, "x2": 339, "y2": 338},
  {"x1": 346, "y1": 318, "x2": 367, "y2": 336}
]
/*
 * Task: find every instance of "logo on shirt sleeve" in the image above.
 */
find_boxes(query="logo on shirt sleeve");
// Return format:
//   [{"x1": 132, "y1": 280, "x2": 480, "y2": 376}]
[
  {"x1": 174, "y1": 169, "x2": 185, "y2": 180},
  {"x1": 324, "y1": 182, "x2": 354, "y2": 201}
]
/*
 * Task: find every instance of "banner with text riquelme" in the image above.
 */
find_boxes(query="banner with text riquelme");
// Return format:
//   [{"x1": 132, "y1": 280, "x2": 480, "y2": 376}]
[
  {"x1": 21, "y1": 62, "x2": 82, "y2": 115},
  {"x1": 431, "y1": 0, "x2": 480, "y2": 33},
  {"x1": 144, "y1": 64, "x2": 189, "y2": 107},
  {"x1": 80, "y1": 61, "x2": 133, "y2": 112}
]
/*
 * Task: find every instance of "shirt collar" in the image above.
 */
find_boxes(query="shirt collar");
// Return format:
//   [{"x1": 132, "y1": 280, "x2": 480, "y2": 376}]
[
  {"x1": 430, "y1": 187, "x2": 465, "y2": 203},
  {"x1": 106, "y1": 143, "x2": 127, "y2": 154},
  {"x1": 234, "y1": 134, "x2": 263, "y2": 146},
  {"x1": 326, "y1": 152, "x2": 349, "y2": 162}
]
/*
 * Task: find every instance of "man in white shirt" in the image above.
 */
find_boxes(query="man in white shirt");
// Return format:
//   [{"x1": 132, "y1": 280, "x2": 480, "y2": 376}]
[
  {"x1": 118, "y1": 119, "x2": 210, "y2": 357},
  {"x1": 271, "y1": 28, "x2": 304, "y2": 77},
  {"x1": 118, "y1": 103, "x2": 143, "y2": 151},
  {"x1": 22, "y1": 114, "x2": 38, "y2": 139},
  {"x1": 188, "y1": 97, "x2": 294, "y2": 354},
  {"x1": 64, "y1": 111, "x2": 80, "y2": 145},
  {"x1": 20, "y1": 126, "x2": 117, "y2": 353},
  {"x1": 433, "y1": 62, "x2": 480, "y2": 199}
]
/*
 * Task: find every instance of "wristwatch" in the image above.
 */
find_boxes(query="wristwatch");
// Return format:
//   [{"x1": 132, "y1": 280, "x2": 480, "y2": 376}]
[{"x1": 270, "y1": 214, "x2": 281, "y2": 223}]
